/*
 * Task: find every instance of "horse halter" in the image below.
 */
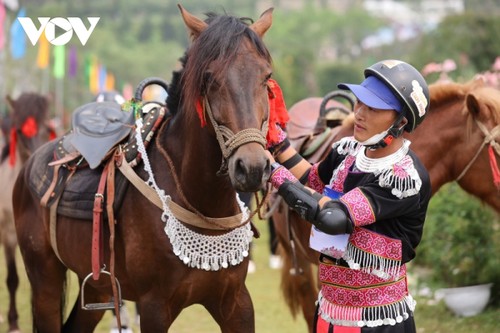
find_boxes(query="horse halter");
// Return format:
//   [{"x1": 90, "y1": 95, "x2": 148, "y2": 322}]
[
  {"x1": 201, "y1": 96, "x2": 269, "y2": 175},
  {"x1": 457, "y1": 119, "x2": 500, "y2": 188}
]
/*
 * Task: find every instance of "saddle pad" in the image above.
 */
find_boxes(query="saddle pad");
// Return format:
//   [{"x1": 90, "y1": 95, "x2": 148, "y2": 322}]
[{"x1": 29, "y1": 140, "x2": 130, "y2": 220}]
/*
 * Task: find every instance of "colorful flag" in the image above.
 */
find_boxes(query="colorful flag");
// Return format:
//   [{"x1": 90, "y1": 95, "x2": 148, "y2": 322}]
[
  {"x1": 0, "y1": 4, "x2": 6, "y2": 51},
  {"x1": 36, "y1": 30, "x2": 50, "y2": 68},
  {"x1": 98, "y1": 64, "x2": 106, "y2": 91},
  {"x1": 68, "y1": 45, "x2": 78, "y2": 77},
  {"x1": 105, "y1": 72, "x2": 115, "y2": 91},
  {"x1": 89, "y1": 57, "x2": 99, "y2": 94},
  {"x1": 53, "y1": 44, "x2": 65, "y2": 78},
  {"x1": 10, "y1": 7, "x2": 26, "y2": 59}
]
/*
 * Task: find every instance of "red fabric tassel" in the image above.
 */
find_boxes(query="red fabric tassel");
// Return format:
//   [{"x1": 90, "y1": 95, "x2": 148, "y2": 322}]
[
  {"x1": 20, "y1": 116, "x2": 38, "y2": 138},
  {"x1": 488, "y1": 145, "x2": 500, "y2": 189},
  {"x1": 267, "y1": 78, "x2": 290, "y2": 144},
  {"x1": 195, "y1": 98, "x2": 206, "y2": 127},
  {"x1": 49, "y1": 128, "x2": 57, "y2": 141},
  {"x1": 9, "y1": 127, "x2": 16, "y2": 167}
]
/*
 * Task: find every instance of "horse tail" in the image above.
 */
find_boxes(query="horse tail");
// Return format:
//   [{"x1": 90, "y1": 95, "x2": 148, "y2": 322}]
[{"x1": 278, "y1": 246, "x2": 318, "y2": 333}]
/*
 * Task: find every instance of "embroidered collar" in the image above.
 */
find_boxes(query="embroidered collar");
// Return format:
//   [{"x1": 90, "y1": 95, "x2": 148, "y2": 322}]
[{"x1": 355, "y1": 139, "x2": 410, "y2": 173}]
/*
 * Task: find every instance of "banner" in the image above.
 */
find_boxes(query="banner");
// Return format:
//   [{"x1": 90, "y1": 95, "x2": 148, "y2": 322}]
[
  {"x1": 53, "y1": 44, "x2": 65, "y2": 78},
  {"x1": 36, "y1": 30, "x2": 50, "y2": 68},
  {"x1": 10, "y1": 7, "x2": 26, "y2": 59}
]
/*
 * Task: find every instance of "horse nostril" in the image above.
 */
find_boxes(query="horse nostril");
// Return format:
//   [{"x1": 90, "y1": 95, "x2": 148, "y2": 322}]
[{"x1": 235, "y1": 158, "x2": 247, "y2": 177}]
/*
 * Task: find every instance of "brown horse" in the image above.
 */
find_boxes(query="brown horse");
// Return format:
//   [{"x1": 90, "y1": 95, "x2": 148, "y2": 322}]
[
  {"x1": 0, "y1": 92, "x2": 53, "y2": 333},
  {"x1": 272, "y1": 78, "x2": 500, "y2": 332},
  {"x1": 13, "y1": 5, "x2": 274, "y2": 333}
]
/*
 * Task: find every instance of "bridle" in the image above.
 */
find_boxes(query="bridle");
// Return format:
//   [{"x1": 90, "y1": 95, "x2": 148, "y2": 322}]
[
  {"x1": 456, "y1": 118, "x2": 500, "y2": 189},
  {"x1": 201, "y1": 96, "x2": 268, "y2": 176},
  {"x1": 155, "y1": 95, "x2": 270, "y2": 231}
]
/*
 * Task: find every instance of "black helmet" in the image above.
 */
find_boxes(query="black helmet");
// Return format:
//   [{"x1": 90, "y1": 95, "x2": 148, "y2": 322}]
[
  {"x1": 94, "y1": 91, "x2": 126, "y2": 105},
  {"x1": 365, "y1": 60, "x2": 429, "y2": 132}
]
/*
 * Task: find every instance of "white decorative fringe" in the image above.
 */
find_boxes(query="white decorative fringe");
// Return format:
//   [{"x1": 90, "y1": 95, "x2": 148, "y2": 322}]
[
  {"x1": 344, "y1": 243, "x2": 402, "y2": 280},
  {"x1": 134, "y1": 119, "x2": 253, "y2": 271},
  {"x1": 317, "y1": 290, "x2": 416, "y2": 328}
]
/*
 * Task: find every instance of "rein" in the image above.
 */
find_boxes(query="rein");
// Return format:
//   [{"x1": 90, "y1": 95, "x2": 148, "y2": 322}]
[
  {"x1": 456, "y1": 119, "x2": 500, "y2": 188},
  {"x1": 202, "y1": 97, "x2": 268, "y2": 175}
]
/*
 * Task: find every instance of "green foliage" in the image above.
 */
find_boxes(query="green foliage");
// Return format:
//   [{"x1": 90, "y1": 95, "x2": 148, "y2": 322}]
[
  {"x1": 315, "y1": 62, "x2": 364, "y2": 97},
  {"x1": 413, "y1": 13, "x2": 500, "y2": 78},
  {"x1": 415, "y1": 183, "x2": 500, "y2": 294}
]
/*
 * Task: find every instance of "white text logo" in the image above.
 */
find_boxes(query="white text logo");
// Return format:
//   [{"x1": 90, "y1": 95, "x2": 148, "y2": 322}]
[{"x1": 18, "y1": 17, "x2": 100, "y2": 46}]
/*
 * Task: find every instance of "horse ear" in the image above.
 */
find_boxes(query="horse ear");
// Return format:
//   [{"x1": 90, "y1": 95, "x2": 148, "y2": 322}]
[
  {"x1": 250, "y1": 7, "x2": 273, "y2": 37},
  {"x1": 178, "y1": 4, "x2": 207, "y2": 40},
  {"x1": 466, "y1": 91, "x2": 481, "y2": 117}
]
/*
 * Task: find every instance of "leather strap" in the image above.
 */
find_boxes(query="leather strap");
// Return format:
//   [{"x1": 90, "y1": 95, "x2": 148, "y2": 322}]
[
  {"x1": 92, "y1": 162, "x2": 108, "y2": 280},
  {"x1": 115, "y1": 150, "x2": 245, "y2": 230},
  {"x1": 106, "y1": 156, "x2": 122, "y2": 330},
  {"x1": 41, "y1": 163, "x2": 61, "y2": 207}
]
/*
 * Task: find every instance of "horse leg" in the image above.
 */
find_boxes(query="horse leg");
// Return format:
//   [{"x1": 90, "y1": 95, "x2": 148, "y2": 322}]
[
  {"x1": 2, "y1": 235, "x2": 19, "y2": 333},
  {"x1": 138, "y1": 298, "x2": 172, "y2": 332},
  {"x1": 25, "y1": 262, "x2": 67, "y2": 333},
  {"x1": 205, "y1": 284, "x2": 255, "y2": 333},
  {"x1": 63, "y1": 283, "x2": 108, "y2": 333},
  {"x1": 2, "y1": 217, "x2": 19, "y2": 332},
  {"x1": 13, "y1": 181, "x2": 67, "y2": 332}
]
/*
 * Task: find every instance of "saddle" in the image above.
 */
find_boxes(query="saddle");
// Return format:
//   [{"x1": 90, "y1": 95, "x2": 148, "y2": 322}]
[
  {"x1": 29, "y1": 101, "x2": 167, "y2": 219},
  {"x1": 286, "y1": 95, "x2": 352, "y2": 163}
]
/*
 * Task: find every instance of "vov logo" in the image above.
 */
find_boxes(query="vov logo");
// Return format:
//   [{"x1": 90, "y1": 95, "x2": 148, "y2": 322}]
[{"x1": 18, "y1": 17, "x2": 100, "y2": 46}]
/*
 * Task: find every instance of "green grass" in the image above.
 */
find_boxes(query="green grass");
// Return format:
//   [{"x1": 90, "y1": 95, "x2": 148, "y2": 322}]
[{"x1": 0, "y1": 219, "x2": 498, "y2": 332}]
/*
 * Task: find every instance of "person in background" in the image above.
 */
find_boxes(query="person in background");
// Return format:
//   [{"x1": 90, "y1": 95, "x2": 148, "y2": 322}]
[{"x1": 267, "y1": 60, "x2": 431, "y2": 333}]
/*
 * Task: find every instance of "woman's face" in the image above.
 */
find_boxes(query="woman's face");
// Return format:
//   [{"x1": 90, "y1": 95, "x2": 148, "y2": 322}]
[{"x1": 352, "y1": 100, "x2": 399, "y2": 142}]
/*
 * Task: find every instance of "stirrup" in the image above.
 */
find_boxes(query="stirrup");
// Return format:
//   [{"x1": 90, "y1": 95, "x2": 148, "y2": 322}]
[{"x1": 81, "y1": 268, "x2": 122, "y2": 310}]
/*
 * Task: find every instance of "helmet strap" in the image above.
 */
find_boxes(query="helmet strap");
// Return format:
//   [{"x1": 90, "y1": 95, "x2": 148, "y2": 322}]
[{"x1": 363, "y1": 113, "x2": 407, "y2": 150}]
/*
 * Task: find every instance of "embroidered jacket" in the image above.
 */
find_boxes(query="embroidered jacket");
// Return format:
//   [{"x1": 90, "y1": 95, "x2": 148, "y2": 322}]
[{"x1": 309, "y1": 136, "x2": 431, "y2": 328}]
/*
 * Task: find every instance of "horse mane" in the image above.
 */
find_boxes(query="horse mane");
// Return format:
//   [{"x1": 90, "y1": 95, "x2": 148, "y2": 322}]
[
  {"x1": 167, "y1": 11, "x2": 272, "y2": 121},
  {"x1": 428, "y1": 78, "x2": 485, "y2": 110}
]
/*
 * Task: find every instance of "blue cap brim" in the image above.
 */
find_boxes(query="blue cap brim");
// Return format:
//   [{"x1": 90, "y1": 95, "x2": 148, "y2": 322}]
[{"x1": 338, "y1": 76, "x2": 402, "y2": 112}]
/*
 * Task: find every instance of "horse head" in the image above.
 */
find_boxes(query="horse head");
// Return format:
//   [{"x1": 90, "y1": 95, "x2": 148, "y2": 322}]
[
  {"x1": 177, "y1": 5, "x2": 273, "y2": 192},
  {"x1": 4, "y1": 93, "x2": 53, "y2": 165}
]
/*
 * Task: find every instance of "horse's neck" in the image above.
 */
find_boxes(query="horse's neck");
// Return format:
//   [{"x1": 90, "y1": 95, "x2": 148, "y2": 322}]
[
  {"x1": 153, "y1": 118, "x2": 240, "y2": 217},
  {"x1": 407, "y1": 101, "x2": 480, "y2": 194}
]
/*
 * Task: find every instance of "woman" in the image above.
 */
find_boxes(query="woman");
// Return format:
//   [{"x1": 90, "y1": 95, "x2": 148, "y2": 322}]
[{"x1": 267, "y1": 60, "x2": 431, "y2": 333}]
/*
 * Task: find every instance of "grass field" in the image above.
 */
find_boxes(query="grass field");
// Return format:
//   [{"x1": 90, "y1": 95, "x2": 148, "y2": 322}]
[{"x1": 0, "y1": 218, "x2": 498, "y2": 332}]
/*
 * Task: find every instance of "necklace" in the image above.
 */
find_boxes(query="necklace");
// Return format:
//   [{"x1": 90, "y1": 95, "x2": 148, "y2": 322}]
[{"x1": 355, "y1": 139, "x2": 410, "y2": 173}]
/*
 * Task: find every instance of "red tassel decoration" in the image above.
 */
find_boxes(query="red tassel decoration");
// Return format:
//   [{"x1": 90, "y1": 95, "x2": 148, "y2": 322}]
[
  {"x1": 267, "y1": 79, "x2": 290, "y2": 145},
  {"x1": 195, "y1": 98, "x2": 207, "y2": 127},
  {"x1": 9, "y1": 127, "x2": 16, "y2": 167},
  {"x1": 20, "y1": 116, "x2": 38, "y2": 138},
  {"x1": 488, "y1": 145, "x2": 500, "y2": 189}
]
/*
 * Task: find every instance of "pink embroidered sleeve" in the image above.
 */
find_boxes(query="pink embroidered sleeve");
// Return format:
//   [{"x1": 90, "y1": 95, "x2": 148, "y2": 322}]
[
  {"x1": 340, "y1": 188, "x2": 376, "y2": 227},
  {"x1": 270, "y1": 166, "x2": 297, "y2": 188},
  {"x1": 308, "y1": 163, "x2": 325, "y2": 193}
]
